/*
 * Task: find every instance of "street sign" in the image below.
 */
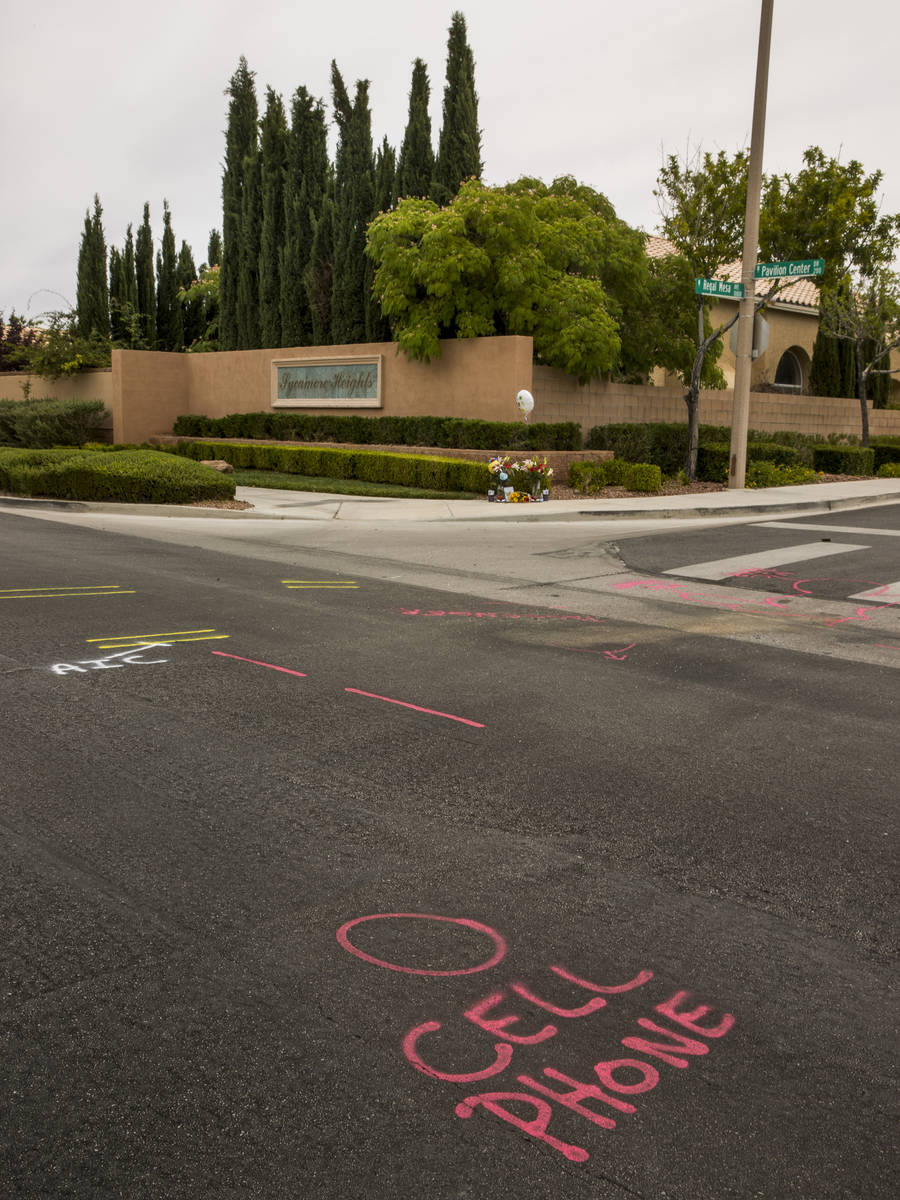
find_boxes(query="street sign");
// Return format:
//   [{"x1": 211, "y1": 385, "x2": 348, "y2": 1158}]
[
  {"x1": 754, "y1": 258, "x2": 825, "y2": 280},
  {"x1": 695, "y1": 277, "x2": 745, "y2": 299}
]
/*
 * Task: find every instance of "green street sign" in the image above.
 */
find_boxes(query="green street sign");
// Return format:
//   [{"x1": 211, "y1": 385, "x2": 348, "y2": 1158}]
[
  {"x1": 695, "y1": 277, "x2": 744, "y2": 299},
  {"x1": 754, "y1": 258, "x2": 825, "y2": 280}
]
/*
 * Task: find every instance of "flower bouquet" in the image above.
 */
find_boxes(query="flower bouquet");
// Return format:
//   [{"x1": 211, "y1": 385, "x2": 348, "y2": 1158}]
[{"x1": 488, "y1": 455, "x2": 553, "y2": 500}]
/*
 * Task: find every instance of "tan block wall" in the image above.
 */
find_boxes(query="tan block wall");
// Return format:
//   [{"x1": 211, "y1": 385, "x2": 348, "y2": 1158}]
[
  {"x1": 531, "y1": 365, "x2": 900, "y2": 440},
  {"x1": 0, "y1": 370, "x2": 115, "y2": 435},
  {"x1": 112, "y1": 335, "x2": 534, "y2": 442}
]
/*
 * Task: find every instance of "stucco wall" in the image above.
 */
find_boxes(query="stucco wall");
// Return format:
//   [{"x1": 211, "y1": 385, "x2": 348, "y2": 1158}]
[
  {"x1": 531, "y1": 365, "x2": 900, "y2": 439},
  {"x1": 0, "y1": 370, "x2": 114, "y2": 435}
]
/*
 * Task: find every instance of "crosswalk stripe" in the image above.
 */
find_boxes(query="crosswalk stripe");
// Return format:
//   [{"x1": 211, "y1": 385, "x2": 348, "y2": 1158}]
[
  {"x1": 847, "y1": 581, "x2": 900, "y2": 603},
  {"x1": 753, "y1": 521, "x2": 900, "y2": 538},
  {"x1": 663, "y1": 542, "x2": 869, "y2": 580}
]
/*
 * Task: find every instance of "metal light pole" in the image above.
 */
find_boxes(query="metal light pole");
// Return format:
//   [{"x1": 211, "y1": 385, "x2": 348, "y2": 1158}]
[{"x1": 728, "y1": 0, "x2": 775, "y2": 489}]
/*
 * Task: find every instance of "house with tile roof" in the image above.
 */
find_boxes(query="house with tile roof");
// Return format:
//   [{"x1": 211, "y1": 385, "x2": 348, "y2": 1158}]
[{"x1": 644, "y1": 234, "x2": 821, "y2": 394}]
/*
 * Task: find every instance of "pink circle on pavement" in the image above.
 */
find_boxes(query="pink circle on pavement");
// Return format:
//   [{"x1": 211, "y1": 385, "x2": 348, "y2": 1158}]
[{"x1": 336, "y1": 913, "x2": 508, "y2": 976}]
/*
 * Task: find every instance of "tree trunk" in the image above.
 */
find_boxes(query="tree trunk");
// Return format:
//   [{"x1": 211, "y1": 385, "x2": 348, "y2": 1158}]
[{"x1": 858, "y1": 345, "x2": 870, "y2": 446}]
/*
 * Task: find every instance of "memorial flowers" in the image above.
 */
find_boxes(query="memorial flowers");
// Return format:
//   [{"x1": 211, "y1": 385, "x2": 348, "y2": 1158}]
[{"x1": 488, "y1": 456, "x2": 553, "y2": 500}]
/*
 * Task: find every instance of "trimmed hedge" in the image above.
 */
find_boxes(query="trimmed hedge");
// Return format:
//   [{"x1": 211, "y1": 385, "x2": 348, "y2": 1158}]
[
  {"x1": 171, "y1": 411, "x2": 582, "y2": 451},
  {"x1": 811, "y1": 445, "x2": 875, "y2": 475},
  {"x1": 697, "y1": 440, "x2": 800, "y2": 482},
  {"x1": 0, "y1": 447, "x2": 235, "y2": 503},
  {"x1": 568, "y1": 459, "x2": 663, "y2": 494},
  {"x1": 876, "y1": 462, "x2": 900, "y2": 477},
  {"x1": 746, "y1": 461, "x2": 819, "y2": 488},
  {"x1": 165, "y1": 439, "x2": 491, "y2": 493},
  {"x1": 0, "y1": 397, "x2": 109, "y2": 447},
  {"x1": 871, "y1": 438, "x2": 900, "y2": 471}
]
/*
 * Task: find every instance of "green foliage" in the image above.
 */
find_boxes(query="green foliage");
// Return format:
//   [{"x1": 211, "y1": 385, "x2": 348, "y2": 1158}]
[
  {"x1": 178, "y1": 264, "x2": 220, "y2": 352},
  {"x1": 155, "y1": 200, "x2": 182, "y2": 351},
  {"x1": 21, "y1": 311, "x2": 111, "y2": 378},
  {"x1": 809, "y1": 324, "x2": 845, "y2": 397},
  {"x1": 281, "y1": 87, "x2": 328, "y2": 346},
  {"x1": 221, "y1": 57, "x2": 259, "y2": 351},
  {"x1": 655, "y1": 149, "x2": 749, "y2": 279},
  {"x1": 168, "y1": 439, "x2": 490, "y2": 492},
  {"x1": 0, "y1": 310, "x2": 39, "y2": 372},
  {"x1": 397, "y1": 58, "x2": 435, "y2": 201},
  {"x1": 135, "y1": 202, "x2": 156, "y2": 348},
  {"x1": 0, "y1": 447, "x2": 234, "y2": 503},
  {"x1": 170, "y1": 411, "x2": 580, "y2": 450},
  {"x1": 237, "y1": 143, "x2": 262, "y2": 349},
  {"x1": 811, "y1": 444, "x2": 875, "y2": 474},
  {"x1": 698, "y1": 441, "x2": 800, "y2": 482},
  {"x1": 876, "y1": 461, "x2": 900, "y2": 477},
  {"x1": 586, "y1": 422, "x2": 822, "y2": 478},
  {"x1": 331, "y1": 65, "x2": 375, "y2": 344},
  {"x1": 746, "y1": 461, "x2": 820, "y2": 488},
  {"x1": 76, "y1": 194, "x2": 109, "y2": 339},
  {"x1": 259, "y1": 87, "x2": 289, "y2": 348},
  {"x1": 0, "y1": 397, "x2": 109, "y2": 446},
  {"x1": 432, "y1": 12, "x2": 482, "y2": 205},
  {"x1": 207, "y1": 229, "x2": 222, "y2": 267},
  {"x1": 367, "y1": 176, "x2": 674, "y2": 383},
  {"x1": 568, "y1": 459, "x2": 662, "y2": 493},
  {"x1": 871, "y1": 438, "x2": 900, "y2": 470}
]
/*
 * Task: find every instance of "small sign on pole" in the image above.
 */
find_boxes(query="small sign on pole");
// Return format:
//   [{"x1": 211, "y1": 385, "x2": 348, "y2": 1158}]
[{"x1": 695, "y1": 277, "x2": 745, "y2": 299}]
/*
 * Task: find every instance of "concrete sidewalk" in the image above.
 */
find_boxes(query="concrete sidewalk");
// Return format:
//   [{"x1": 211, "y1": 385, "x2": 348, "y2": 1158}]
[{"x1": 2, "y1": 477, "x2": 899, "y2": 522}]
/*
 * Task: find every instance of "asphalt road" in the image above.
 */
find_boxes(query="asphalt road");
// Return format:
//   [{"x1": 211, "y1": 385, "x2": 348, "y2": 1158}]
[{"x1": 1, "y1": 509, "x2": 897, "y2": 1199}]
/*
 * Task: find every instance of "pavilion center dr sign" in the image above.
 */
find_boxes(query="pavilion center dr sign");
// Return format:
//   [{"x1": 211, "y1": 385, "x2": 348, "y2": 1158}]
[{"x1": 272, "y1": 355, "x2": 382, "y2": 409}]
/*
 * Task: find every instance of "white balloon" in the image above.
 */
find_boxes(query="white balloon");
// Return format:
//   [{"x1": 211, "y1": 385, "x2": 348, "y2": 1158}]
[{"x1": 515, "y1": 389, "x2": 535, "y2": 415}]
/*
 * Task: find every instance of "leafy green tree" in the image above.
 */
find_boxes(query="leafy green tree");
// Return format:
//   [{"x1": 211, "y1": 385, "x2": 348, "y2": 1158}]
[
  {"x1": 76, "y1": 194, "x2": 109, "y2": 339},
  {"x1": 761, "y1": 147, "x2": 900, "y2": 290},
  {"x1": 259, "y1": 87, "x2": 289, "y2": 347},
  {"x1": 367, "y1": 176, "x2": 680, "y2": 384},
  {"x1": 207, "y1": 229, "x2": 222, "y2": 268},
  {"x1": 654, "y1": 148, "x2": 748, "y2": 475},
  {"x1": 221, "y1": 57, "x2": 258, "y2": 350},
  {"x1": 330, "y1": 63, "x2": 374, "y2": 344},
  {"x1": 432, "y1": 12, "x2": 482, "y2": 205},
  {"x1": 281, "y1": 87, "x2": 328, "y2": 346},
  {"x1": 135, "y1": 202, "x2": 156, "y2": 348},
  {"x1": 179, "y1": 264, "x2": 220, "y2": 352},
  {"x1": 24, "y1": 310, "x2": 111, "y2": 378},
  {"x1": 818, "y1": 268, "x2": 900, "y2": 443},
  {"x1": 156, "y1": 199, "x2": 182, "y2": 351},
  {"x1": 396, "y1": 58, "x2": 434, "y2": 201}
]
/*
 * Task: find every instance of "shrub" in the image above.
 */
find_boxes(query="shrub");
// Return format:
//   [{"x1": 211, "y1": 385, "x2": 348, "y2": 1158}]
[
  {"x1": 0, "y1": 447, "x2": 234, "y2": 503},
  {"x1": 567, "y1": 458, "x2": 661, "y2": 493},
  {"x1": 0, "y1": 397, "x2": 109, "y2": 447},
  {"x1": 876, "y1": 461, "x2": 900, "y2": 478},
  {"x1": 170, "y1": 412, "x2": 581, "y2": 452},
  {"x1": 870, "y1": 438, "x2": 900, "y2": 470},
  {"x1": 746, "y1": 461, "x2": 820, "y2": 488},
  {"x1": 168, "y1": 439, "x2": 489, "y2": 493},
  {"x1": 811, "y1": 445, "x2": 875, "y2": 475}
]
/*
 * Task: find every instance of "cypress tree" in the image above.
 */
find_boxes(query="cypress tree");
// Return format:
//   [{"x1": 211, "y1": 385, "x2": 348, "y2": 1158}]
[
  {"x1": 156, "y1": 199, "x2": 182, "y2": 351},
  {"x1": 221, "y1": 57, "x2": 258, "y2": 350},
  {"x1": 207, "y1": 229, "x2": 222, "y2": 268},
  {"x1": 108, "y1": 246, "x2": 125, "y2": 341},
  {"x1": 258, "y1": 87, "x2": 289, "y2": 348},
  {"x1": 281, "y1": 86, "x2": 328, "y2": 346},
  {"x1": 178, "y1": 240, "x2": 202, "y2": 349},
  {"x1": 76, "y1": 194, "x2": 109, "y2": 338},
  {"x1": 809, "y1": 324, "x2": 842, "y2": 397},
  {"x1": 122, "y1": 224, "x2": 138, "y2": 311},
  {"x1": 432, "y1": 12, "x2": 482, "y2": 205},
  {"x1": 367, "y1": 137, "x2": 396, "y2": 341},
  {"x1": 396, "y1": 58, "x2": 434, "y2": 201},
  {"x1": 838, "y1": 337, "x2": 857, "y2": 397},
  {"x1": 135, "y1": 202, "x2": 156, "y2": 348},
  {"x1": 330, "y1": 64, "x2": 374, "y2": 344},
  {"x1": 306, "y1": 177, "x2": 335, "y2": 345},
  {"x1": 237, "y1": 144, "x2": 262, "y2": 348}
]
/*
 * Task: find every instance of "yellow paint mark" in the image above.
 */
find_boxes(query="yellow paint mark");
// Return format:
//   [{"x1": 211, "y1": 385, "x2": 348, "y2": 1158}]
[
  {"x1": 0, "y1": 585, "x2": 121, "y2": 593},
  {"x1": 85, "y1": 628, "x2": 215, "y2": 643},
  {"x1": 0, "y1": 590, "x2": 135, "y2": 600},
  {"x1": 93, "y1": 634, "x2": 231, "y2": 648},
  {"x1": 285, "y1": 585, "x2": 359, "y2": 589},
  {"x1": 281, "y1": 580, "x2": 358, "y2": 584}
]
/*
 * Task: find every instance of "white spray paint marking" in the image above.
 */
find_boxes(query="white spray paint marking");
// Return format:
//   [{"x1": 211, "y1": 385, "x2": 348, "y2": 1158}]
[{"x1": 50, "y1": 643, "x2": 171, "y2": 675}]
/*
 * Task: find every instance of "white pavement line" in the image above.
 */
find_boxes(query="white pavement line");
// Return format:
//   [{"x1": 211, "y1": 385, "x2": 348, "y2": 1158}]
[
  {"x1": 753, "y1": 521, "x2": 900, "y2": 538},
  {"x1": 663, "y1": 542, "x2": 870, "y2": 580},
  {"x1": 847, "y1": 581, "x2": 900, "y2": 603}
]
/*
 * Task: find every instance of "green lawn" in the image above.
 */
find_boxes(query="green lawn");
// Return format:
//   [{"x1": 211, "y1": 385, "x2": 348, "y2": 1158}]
[{"x1": 231, "y1": 469, "x2": 480, "y2": 500}]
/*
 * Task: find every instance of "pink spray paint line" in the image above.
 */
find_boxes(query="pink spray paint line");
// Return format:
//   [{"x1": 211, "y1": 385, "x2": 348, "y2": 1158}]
[
  {"x1": 211, "y1": 650, "x2": 307, "y2": 677},
  {"x1": 345, "y1": 687, "x2": 485, "y2": 728},
  {"x1": 336, "y1": 913, "x2": 508, "y2": 976}
]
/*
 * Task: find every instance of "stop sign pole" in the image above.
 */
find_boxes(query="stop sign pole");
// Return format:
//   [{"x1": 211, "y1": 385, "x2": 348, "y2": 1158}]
[{"x1": 728, "y1": 0, "x2": 775, "y2": 489}]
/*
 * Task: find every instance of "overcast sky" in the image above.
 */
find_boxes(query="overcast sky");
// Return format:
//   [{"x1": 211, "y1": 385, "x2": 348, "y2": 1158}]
[{"x1": 2, "y1": 0, "x2": 898, "y2": 321}]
